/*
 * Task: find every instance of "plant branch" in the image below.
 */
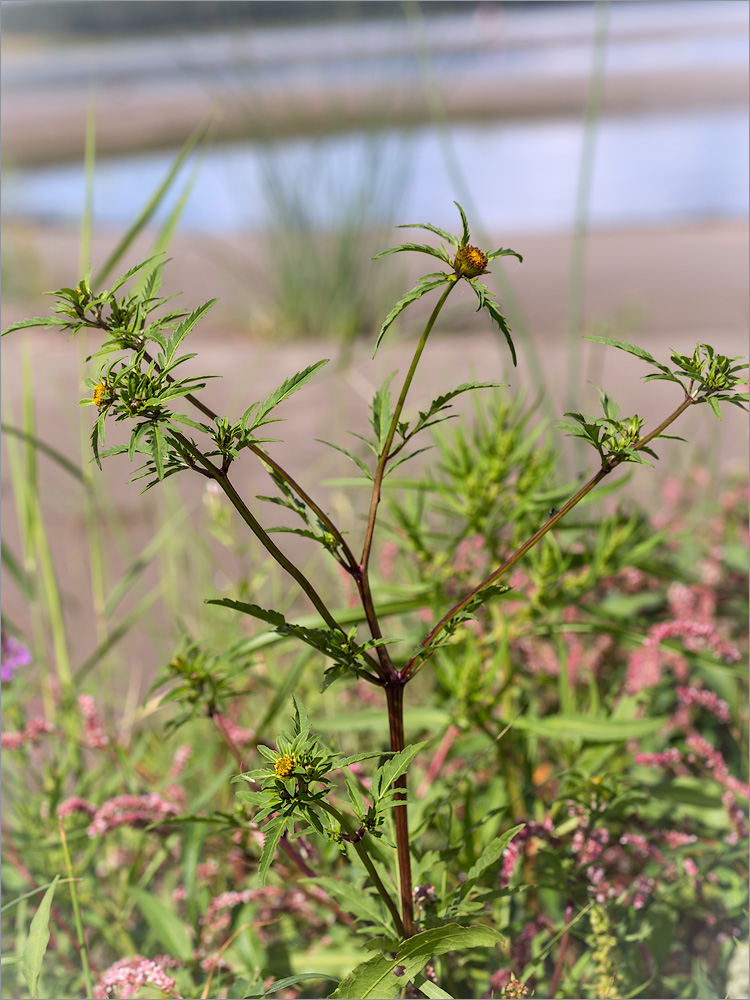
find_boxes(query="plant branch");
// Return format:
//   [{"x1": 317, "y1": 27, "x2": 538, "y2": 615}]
[
  {"x1": 403, "y1": 394, "x2": 698, "y2": 679},
  {"x1": 168, "y1": 430, "x2": 369, "y2": 655},
  {"x1": 316, "y1": 799, "x2": 406, "y2": 938},
  {"x1": 361, "y1": 279, "x2": 456, "y2": 577},
  {"x1": 385, "y1": 680, "x2": 414, "y2": 937}
]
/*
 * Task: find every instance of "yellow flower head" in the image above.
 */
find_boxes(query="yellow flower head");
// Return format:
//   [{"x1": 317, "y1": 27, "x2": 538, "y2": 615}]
[
  {"x1": 92, "y1": 382, "x2": 109, "y2": 410},
  {"x1": 273, "y1": 753, "x2": 296, "y2": 779},
  {"x1": 453, "y1": 244, "x2": 488, "y2": 279}
]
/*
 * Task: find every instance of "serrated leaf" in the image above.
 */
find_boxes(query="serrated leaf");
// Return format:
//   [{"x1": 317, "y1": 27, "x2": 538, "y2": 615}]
[
  {"x1": 373, "y1": 276, "x2": 452, "y2": 356},
  {"x1": 250, "y1": 360, "x2": 329, "y2": 429},
  {"x1": 371, "y1": 373, "x2": 397, "y2": 453},
  {"x1": 486, "y1": 246, "x2": 524, "y2": 263},
  {"x1": 586, "y1": 335, "x2": 658, "y2": 364},
  {"x1": 22, "y1": 876, "x2": 59, "y2": 999},
  {"x1": 468, "y1": 282, "x2": 517, "y2": 366},
  {"x1": 165, "y1": 299, "x2": 216, "y2": 359},
  {"x1": 394, "y1": 220, "x2": 458, "y2": 245},
  {"x1": 318, "y1": 439, "x2": 373, "y2": 479},
  {"x1": 375, "y1": 740, "x2": 431, "y2": 798},
  {"x1": 374, "y1": 242, "x2": 452, "y2": 264},
  {"x1": 412, "y1": 382, "x2": 505, "y2": 437},
  {"x1": 259, "y1": 817, "x2": 288, "y2": 887},
  {"x1": 206, "y1": 598, "x2": 287, "y2": 628},
  {"x1": 2, "y1": 316, "x2": 63, "y2": 336}
]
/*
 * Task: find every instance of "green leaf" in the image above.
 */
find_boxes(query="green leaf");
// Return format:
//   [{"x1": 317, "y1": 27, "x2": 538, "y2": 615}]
[
  {"x1": 454, "y1": 201, "x2": 470, "y2": 247},
  {"x1": 165, "y1": 299, "x2": 217, "y2": 359},
  {"x1": 417, "y1": 978, "x2": 455, "y2": 999},
  {"x1": 127, "y1": 887, "x2": 193, "y2": 962},
  {"x1": 375, "y1": 741, "x2": 431, "y2": 798},
  {"x1": 258, "y1": 817, "x2": 288, "y2": 887},
  {"x1": 246, "y1": 973, "x2": 340, "y2": 999},
  {"x1": 371, "y1": 373, "x2": 397, "y2": 453},
  {"x1": 395, "y1": 922, "x2": 502, "y2": 974},
  {"x1": 585, "y1": 335, "x2": 659, "y2": 364},
  {"x1": 513, "y1": 714, "x2": 669, "y2": 742},
  {"x1": 707, "y1": 396, "x2": 723, "y2": 419},
  {"x1": 318, "y1": 438, "x2": 374, "y2": 479},
  {"x1": 1, "y1": 316, "x2": 63, "y2": 337},
  {"x1": 392, "y1": 220, "x2": 458, "y2": 246},
  {"x1": 467, "y1": 282, "x2": 517, "y2": 366},
  {"x1": 327, "y1": 953, "x2": 400, "y2": 999},
  {"x1": 374, "y1": 242, "x2": 453, "y2": 264},
  {"x1": 250, "y1": 360, "x2": 329, "y2": 429},
  {"x1": 411, "y1": 382, "x2": 505, "y2": 437},
  {"x1": 486, "y1": 246, "x2": 524, "y2": 263},
  {"x1": 329, "y1": 923, "x2": 502, "y2": 998},
  {"x1": 206, "y1": 598, "x2": 286, "y2": 628},
  {"x1": 302, "y1": 876, "x2": 392, "y2": 934},
  {"x1": 463, "y1": 825, "x2": 525, "y2": 892},
  {"x1": 374, "y1": 275, "x2": 452, "y2": 356},
  {"x1": 22, "y1": 876, "x2": 59, "y2": 1000}
]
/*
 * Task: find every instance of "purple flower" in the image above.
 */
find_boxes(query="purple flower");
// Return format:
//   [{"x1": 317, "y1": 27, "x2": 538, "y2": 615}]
[{"x1": 1, "y1": 633, "x2": 32, "y2": 683}]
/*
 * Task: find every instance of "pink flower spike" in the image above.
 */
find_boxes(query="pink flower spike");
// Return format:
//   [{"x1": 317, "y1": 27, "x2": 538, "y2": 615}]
[{"x1": 93, "y1": 955, "x2": 182, "y2": 999}]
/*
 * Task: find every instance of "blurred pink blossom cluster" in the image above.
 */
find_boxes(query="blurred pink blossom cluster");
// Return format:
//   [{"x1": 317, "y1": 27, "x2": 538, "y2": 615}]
[
  {"x1": 1, "y1": 716, "x2": 53, "y2": 750},
  {"x1": 93, "y1": 955, "x2": 181, "y2": 1000},
  {"x1": 57, "y1": 793, "x2": 180, "y2": 837},
  {"x1": 78, "y1": 694, "x2": 110, "y2": 749}
]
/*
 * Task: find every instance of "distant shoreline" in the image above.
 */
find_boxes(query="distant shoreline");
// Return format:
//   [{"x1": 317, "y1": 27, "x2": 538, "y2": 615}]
[{"x1": 4, "y1": 65, "x2": 747, "y2": 168}]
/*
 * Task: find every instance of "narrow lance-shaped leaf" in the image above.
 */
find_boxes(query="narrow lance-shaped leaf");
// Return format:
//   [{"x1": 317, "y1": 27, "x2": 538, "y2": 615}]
[
  {"x1": 250, "y1": 360, "x2": 329, "y2": 430},
  {"x1": 373, "y1": 275, "x2": 452, "y2": 357},
  {"x1": 258, "y1": 816, "x2": 288, "y2": 887},
  {"x1": 375, "y1": 740, "x2": 431, "y2": 798},
  {"x1": 22, "y1": 876, "x2": 60, "y2": 1000}
]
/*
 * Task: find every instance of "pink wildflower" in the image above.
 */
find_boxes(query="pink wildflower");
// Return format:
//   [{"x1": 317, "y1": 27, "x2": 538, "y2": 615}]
[
  {"x1": 93, "y1": 955, "x2": 182, "y2": 999},
  {"x1": 1, "y1": 717, "x2": 54, "y2": 750},
  {"x1": 57, "y1": 797, "x2": 97, "y2": 819},
  {"x1": 675, "y1": 685, "x2": 731, "y2": 724},
  {"x1": 634, "y1": 748, "x2": 684, "y2": 767},
  {"x1": 87, "y1": 793, "x2": 180, "y2": 837},
  {"x1": 79, "y1": 694, "x2": 110, "y2": 749},
  {"x1": 215, "y1": 715, "x2": 255, "y2": 746},
  {"x1": 168, "y1": 744, "x2": 193, "y2": 778},
  {"x1": 686, "y1": 735, "x2": 749, "y2": 797}
]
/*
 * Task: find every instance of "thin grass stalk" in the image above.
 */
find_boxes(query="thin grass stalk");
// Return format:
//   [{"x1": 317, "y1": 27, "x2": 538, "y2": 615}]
[
  {"x1": 21, "y1": 344, "x2": 72, "y2": 689},
  {"x1": 58, "y1": 818, "x2": 94, "y2": 999}
]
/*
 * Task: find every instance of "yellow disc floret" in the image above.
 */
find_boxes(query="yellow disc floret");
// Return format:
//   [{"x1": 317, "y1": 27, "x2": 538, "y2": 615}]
[
  {"x1": 453, "y1": 244, "x2": 488, "y2": 278},
  {"x1": 92, "y1": 382, "x2": 109, "y2": 410},
  {"x1": 273, "y1": 753, "x2": 296, "y2": 779}
]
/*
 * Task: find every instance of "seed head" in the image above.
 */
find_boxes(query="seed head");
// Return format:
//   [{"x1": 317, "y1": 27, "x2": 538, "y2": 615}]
[{"x1": 453, "y1": 244, "x2": 488, "y2": 278}]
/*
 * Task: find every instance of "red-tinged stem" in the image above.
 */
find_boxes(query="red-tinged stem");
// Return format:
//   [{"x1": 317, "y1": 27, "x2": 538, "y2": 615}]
[
  {"x1": 385, "y1": 678, "x2": 414, "y2": 936},
  {"x1": 548, "y1": 904, "x2": 573, "y2": 998}
]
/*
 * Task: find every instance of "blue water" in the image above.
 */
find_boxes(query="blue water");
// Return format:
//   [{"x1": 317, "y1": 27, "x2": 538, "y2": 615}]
[
  {"x1": 3, "y1": 109, "x2": 747, "y2": 235},
  {"x1": 2, "y1": 0, "x2": 748, "y2": 234}
]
